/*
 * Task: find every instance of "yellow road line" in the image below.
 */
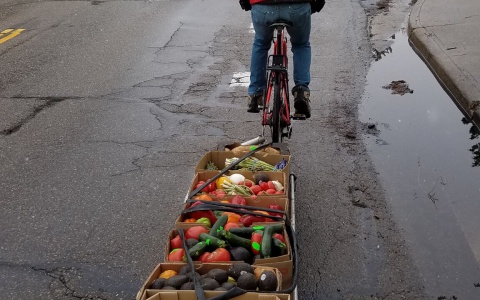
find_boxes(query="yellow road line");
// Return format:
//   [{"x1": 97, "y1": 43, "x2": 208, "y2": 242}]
[{"x1": 0, "y1": 29, "x2": 25, "y2": 44}]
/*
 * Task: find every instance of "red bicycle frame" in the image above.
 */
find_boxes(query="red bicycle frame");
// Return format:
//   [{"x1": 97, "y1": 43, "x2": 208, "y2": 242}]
[{"x1": 262, "y1": 23, "x2": 291, "y2": 142}]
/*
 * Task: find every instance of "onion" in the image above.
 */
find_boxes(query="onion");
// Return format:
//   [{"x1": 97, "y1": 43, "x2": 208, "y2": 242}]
[{"x1": 229, "y1": 174, "x2": 246, "y2": 184}]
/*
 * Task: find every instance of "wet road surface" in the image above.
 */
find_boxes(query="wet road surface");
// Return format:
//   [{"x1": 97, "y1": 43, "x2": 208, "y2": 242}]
[{"x1": 360, "y1": 27, "x2": 480, "y2": 299}]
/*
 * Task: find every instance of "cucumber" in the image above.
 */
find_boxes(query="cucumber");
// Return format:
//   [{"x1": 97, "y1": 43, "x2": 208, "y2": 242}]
[
  {"x1": 260, "y1": 225, "x2": 274, "y2": 258},
  {"x1": 188, "y1": 241, "x2": 207, "y2": 259},
  {"x1": 209, "y1": 215, "x2": 228, "y2": 237},
  {"x1": 218, "y1": 230, "x2": 251, "y2": 248},
  {"x1": 199, "y1": 233, "x2": 227, "y2": 248},
  {"x1": 229, "y1": 224, "x2": 283, "y2": 237}
]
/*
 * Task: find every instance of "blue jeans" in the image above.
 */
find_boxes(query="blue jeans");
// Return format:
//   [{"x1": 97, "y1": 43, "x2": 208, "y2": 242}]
[{"x1": 248, "y1": 3, "x2": 311, "y2": 96}]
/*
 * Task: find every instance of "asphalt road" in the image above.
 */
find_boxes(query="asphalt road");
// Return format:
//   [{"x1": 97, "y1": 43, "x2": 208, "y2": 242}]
[{"x1": 0, "y1": 0, "x2": 426, "y2": 299}]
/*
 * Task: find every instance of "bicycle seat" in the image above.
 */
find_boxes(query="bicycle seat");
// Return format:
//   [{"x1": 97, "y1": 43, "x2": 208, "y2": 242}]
[{"x1": 269, "y1": 21, "x2": 292, "y2": 28}]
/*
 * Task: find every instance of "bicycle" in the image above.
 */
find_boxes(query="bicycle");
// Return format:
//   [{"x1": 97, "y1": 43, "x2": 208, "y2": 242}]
[{"x1": 261, "y1": 22, "x2": 306, "y2": 144}]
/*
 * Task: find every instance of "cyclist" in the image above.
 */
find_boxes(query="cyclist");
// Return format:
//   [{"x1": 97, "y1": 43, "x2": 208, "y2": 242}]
[{"x1": 240, "y1": 0, "x2": 324, "y2": 118}]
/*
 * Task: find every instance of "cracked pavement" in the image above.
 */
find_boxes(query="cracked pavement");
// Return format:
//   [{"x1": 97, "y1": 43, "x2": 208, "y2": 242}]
[{"x1": 1, "y1": 0, "x2": 427, "y2": 299}]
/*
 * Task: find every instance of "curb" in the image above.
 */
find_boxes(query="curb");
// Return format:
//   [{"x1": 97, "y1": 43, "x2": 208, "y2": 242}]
[{"x1": 408, "y1": 0, "x2": 480, "y2": 128}]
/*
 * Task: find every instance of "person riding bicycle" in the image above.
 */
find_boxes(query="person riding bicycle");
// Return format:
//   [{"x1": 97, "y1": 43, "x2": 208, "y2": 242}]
[{"x1": 240, "y1": 0, "x2": 324, "y2": 119}]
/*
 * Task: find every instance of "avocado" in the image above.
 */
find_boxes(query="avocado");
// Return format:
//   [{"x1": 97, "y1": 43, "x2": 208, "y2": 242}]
[
  {"x1": 236, "y1": 272, "x2": 257, "y2": 290},
  {"x1": 178, "y1": 265, "x2": 193, "y2": 276},
  {"x1": 204, "y1": 269, "x2": 228, "y2": 284},
  {"x1": 200, "y1": 278, "x2": 220, "y2": 290},
  {"x1": 150, "y1": 278, "x2": 166, "y2": 289},
  {"x1": 254, "y1": 173, "x2": 269, "y2": 184},
  {"x1": 229, "y1": 247, "x2": 253, "y2": 264},
  {"x1": 227, "y1": 263, "x2": 254, "y2": 280},
  {"x1": 221, "y1": 282, "x2": 236, "y2": 290},
  {"x1": 257, "y1": 270, "x2": 277, "y2": 291},
  {"x1": 187, "y1": 271, "x2": 202, "y2": 282},
  {"x1": 165, "y1": 275, "x2": 189, "y2": 289},
  {"x1": 186, "y1": 238, "x2": 199, "y2": 248},
  {"x1": 162, "y1": 286, "x2": 176, "y2": 290},
  {"x1": 180, "y1": 282, "x2": 195, "y2": 290}
]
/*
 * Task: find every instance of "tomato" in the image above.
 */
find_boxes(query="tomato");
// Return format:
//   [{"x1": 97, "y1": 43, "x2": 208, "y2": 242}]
[
  {"x1": 273, "y1": 233, "x2": 286, "y2": 243},
  {"x1": 267, "y1": 181, "x2": 276, "y2": 190},
  {"x1": 224, "y1": 222, "x2": 240, "y2": 231},
  {"x1": 197, "y1": 252, "x2": 211, "y2": 262},
  {"x1": 184, "y1": 226, "x2": 209, "y2": 240},
  {"x1": 260, "y1": 182, "x2": 269, "y2": 191},
  {"x1": 208, "y1": 182, "x2": 216, "y2": 193},
  {"x1": 184, "y1": 218, "x2": 197, "y2": 223},
  {"x1": 168, "y1": 248, "x2": 185, "y2": 261},
  {"x1": 250, "y1": 185, "x2": 262, "y2": 195},
  {"x1": 245, "y1": 179, "x2": 254, "y2": 188},
  {"x1": 215, "y1": 189, "x2": 227, "y2": 199},
  {"x1": 170, "y1": 235, "x2": 183, "y2": 249},
  {"x1": 204, "y1": 248, "x2": 231, "y2": 262},
  {"x1": 265, "y1": 189, "x2": 277, "y2": 195},
  {"x1": 194, "y1": 194, "x2": 213, "y2": 201},
  {"x1": 222, "y1": 212, "x2": 242, "y2": 223}
]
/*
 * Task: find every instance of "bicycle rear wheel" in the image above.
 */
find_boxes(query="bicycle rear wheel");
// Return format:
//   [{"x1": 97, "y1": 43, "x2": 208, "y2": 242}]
[{"x1": 272, "y1": 78, "x2": 282, "y2": 143}]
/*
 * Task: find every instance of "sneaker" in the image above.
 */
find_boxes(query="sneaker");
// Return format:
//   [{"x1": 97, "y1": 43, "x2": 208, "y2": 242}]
[
  {"x1": 292, "y1": 85, "x2": 311, "y2": 118},
  {"x1": 247, "y1": 94, "x2": 263, "y2": 113}
]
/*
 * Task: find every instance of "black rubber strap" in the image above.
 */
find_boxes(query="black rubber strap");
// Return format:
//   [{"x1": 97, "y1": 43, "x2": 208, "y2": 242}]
[{"x1": 178, "y1": 229, "x2": 205, "y2": 300}]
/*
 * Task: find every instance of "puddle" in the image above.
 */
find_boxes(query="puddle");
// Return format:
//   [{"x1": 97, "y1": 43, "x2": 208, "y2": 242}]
[{"x1": 359, "y1": 28, "x2": 480, "y2": 298}]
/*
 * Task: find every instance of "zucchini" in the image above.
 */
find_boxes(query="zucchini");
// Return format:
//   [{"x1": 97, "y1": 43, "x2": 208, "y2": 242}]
[
  {"x1": 188, "y1": 241, "x2": 207, "y2": 259},
  {"x1": 261, "y1": 225, "x2": 274, "y2": 258},
  {"x1": 229, "y1": 224, "x2": 283, "y2": 237},
  {"x1": 272, "y1": 237, "x2": 287, "y2": 256},
  {"x1": 199, "y1": 233, "x2": 227, "y2": 248},
  {"x1": 209, "y1": 215, "x2": 228, "y2": 237},
  {"x1": 218, "y1": 230, "x2": 251, "y2": 248}
]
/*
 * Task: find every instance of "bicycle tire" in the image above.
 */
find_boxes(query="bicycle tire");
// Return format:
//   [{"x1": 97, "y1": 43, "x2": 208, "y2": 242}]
[{"x1": 272, "y1": 76, "x2": 282, "y2": 143}]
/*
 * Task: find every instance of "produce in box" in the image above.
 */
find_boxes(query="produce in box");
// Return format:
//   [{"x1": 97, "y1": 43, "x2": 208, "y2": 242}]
[{"x1": 149, "y1": 263, "x2": 279, "y2": 291}]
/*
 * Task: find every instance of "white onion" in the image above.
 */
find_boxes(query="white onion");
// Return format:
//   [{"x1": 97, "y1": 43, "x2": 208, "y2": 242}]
[{"x1": 229, "y1": 174, "x2": 246, "y2": 184}]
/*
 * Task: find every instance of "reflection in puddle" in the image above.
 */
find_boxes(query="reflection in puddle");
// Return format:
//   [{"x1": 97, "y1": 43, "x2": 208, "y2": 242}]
[
  {"x1": 360, "y1": 28, "x2": 480, "y2": 298},
  {"x1": 461, "y1": 117, "x2": 480, "y2": 167}
]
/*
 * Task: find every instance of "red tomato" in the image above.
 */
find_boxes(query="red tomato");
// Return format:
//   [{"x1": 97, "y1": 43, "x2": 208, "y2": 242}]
[
  {"x1": 204, "y1": 248, "x2": 231, "y2": 262},
  {"x1": 265, "y1": 189, "x2": 276, "y2": 195},
  {"x1": 273, "y1": 233, "x2": 286, "y2": 243},
  {"x1": 185, "y1": 226, "x2": 209, "y2": 240},
  {"x1": 170, "y1": 235, "x2": 182, "y2": 249},
  {"x1": 250, "y1": 185, "x2": 262, "y2": 195},
  {"x1": 245, "y1": 179, "x2": 254, "y2": 188},
  {"x1": 208, "y1": 182, "x2": 216, "y2": 193},
  {"x1": 197, "y1": 252, "x2": 211, "y2": 262},
  {"x1": 224, "y1": 222, "x2": 240, "y2": 231},
  {"x1": 168, "y1": 248, "x2": 185, "y2": 261},
  {"x1": 267, "y1": 181, "x2": 275, "y2": 190},
  {"x1": 260, "y1": 182, "x2": 269, "y2": 191}
]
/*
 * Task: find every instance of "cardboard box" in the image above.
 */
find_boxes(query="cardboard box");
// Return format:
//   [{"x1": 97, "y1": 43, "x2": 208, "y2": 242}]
[
  {"x1": 195, "y1": 151, "x2": 290, "y2": 176},
  {"x1": 188, "y1": 171, "x2": 288, "y2": 200},
  {"x1": 164, "y1": 227, "x2": 293, "y2": 288},
  {"x1": 142, "y1": 291, "x2": 290, "y2": 300},
  {"x1": 176, "y1": 195, "x2": 289, "y2": 227},
  {"x1": 137, "y1": 263, "x2": 283, "y2": 300}
]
